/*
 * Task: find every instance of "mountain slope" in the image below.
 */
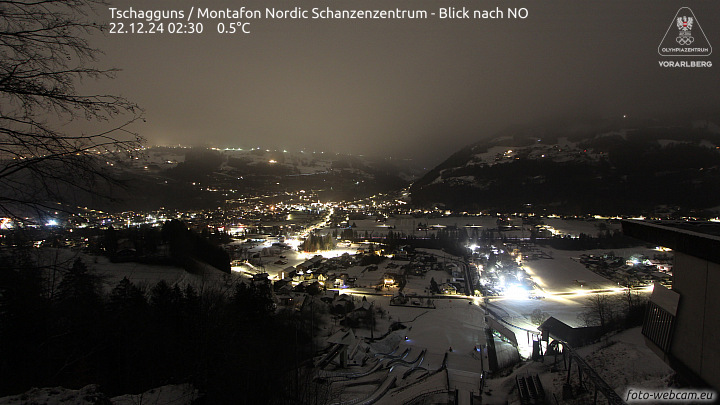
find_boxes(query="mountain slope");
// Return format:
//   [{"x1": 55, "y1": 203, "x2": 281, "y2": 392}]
[
  {"x1": 410, "y1": 121, "x2": 720, "y2": 215},
  {"x1": 108, "y1": 147, "x2": 419, "y2": 208}
]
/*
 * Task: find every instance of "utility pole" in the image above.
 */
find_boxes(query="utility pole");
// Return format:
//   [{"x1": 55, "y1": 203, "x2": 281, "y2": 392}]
[
  {"x1": 310, "y1": 295, "x2": 315, "y2": 352},
  {"x1": 370, "y1": 301, "x2": 375, "y2": 340}
]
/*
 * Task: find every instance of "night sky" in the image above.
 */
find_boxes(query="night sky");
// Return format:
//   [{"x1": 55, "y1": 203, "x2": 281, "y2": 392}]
[{"x1": 86, "y1": 0, "x2": 720, "y2": 165}]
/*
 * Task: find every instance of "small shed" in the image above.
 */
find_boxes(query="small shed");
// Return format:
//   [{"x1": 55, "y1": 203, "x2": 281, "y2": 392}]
[{"x1": 539, "y1": 317, "x2": 604, "y2": 347}]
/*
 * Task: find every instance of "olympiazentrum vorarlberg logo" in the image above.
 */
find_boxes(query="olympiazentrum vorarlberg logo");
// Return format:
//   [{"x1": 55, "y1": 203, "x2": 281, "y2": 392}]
[{"x1": 658, "y1": 7, "x2": 712, "y2": 68}]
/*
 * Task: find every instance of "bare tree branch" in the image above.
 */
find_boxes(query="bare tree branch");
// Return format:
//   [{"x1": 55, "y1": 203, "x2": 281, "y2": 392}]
[{"x1": 0, "y1": 0, "x2": 144, "y2": 224}]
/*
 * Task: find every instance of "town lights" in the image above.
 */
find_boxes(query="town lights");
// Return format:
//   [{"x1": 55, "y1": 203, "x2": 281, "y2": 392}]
[{"x1": 0, "y1": 218, "x2": 13, "y2": 229}]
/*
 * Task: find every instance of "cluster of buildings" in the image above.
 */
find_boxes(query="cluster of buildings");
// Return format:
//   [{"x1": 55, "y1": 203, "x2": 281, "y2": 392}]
[
  {"x1": 249, "y1": 246, "x2": 473, "y2": 310},
  {"x1": 579, "y1": 251, "x2": 673, "y2": 287}
]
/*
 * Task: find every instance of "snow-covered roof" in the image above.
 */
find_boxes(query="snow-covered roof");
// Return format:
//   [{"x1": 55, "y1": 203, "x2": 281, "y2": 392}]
[{"x1": 327, "y1": 329, "x2": 356, "y2": 346}]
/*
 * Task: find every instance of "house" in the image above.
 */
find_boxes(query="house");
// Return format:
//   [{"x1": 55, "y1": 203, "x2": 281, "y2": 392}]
[
  {"x1": 354, "y1": 296, "x2": 373, "y2": 313},
  {"x1": 346, "y1": 297, "x2": 374, "y2": 326},
  {"x1": 279, "y1": 266, "x2": 296, "y2": 280},
  {"x1": 273, "y1": 277, "x2": 292, "y2": 292},
  {"x1": 383, "y1": 272, "x2": 399, "y2": 286},
  {"x1": 296, "y1": 255, "x2": 323, "y2": 272},
  {"x1": 252, "y1": 272, "x2": 270, "y2": 284},
  {"x1": 275, "y1": 293, "x2": 305, "y2": 311},
  {"x1": 538, "y1": 316, "x2": 604, "y2": 348},
  {"x1": 331, "y1": 293, "x2": 354, "y2": 314},
  {"x1": 393, "y1": 250, "x2": 409, "y2": 260},
  {"x1": 438, "y1": 283, "x2": 458, "y2": 295}
]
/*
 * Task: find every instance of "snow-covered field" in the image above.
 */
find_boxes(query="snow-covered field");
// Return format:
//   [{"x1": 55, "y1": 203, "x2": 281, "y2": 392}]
[
  {"x1": 386, "y1": 298, "x2": 486, "y2": 367},
  {"x1": 522, "y1": 247, "x2": 657, "y2": 293},
  {"x1": 29, "y1": 248, "x2": 243, "y2": 294},
  {"x1": 0, "y1": 384, "x2": 198, "y2": 405},
  {"x1": 334, "y1": 295, "x2": 487, "y2": 366},
  {"x1": 92, "y1": 255, "x2": 240, "y2": 291},
  {"x1": 314, "y1": 294, "x2": 488, "y2": 404},
  {"x1": 577, "y1": 327, "x2": 674, "y2": 396}
]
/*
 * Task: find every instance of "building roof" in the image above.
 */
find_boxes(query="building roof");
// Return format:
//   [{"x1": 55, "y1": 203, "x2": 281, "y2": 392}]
[
  {"x1": 622, "y1": 220, "x2": 720, "y2": 265},
  {"x1": 539, "y1": 317, "x2": 574, "y2": 338},
  {"x1": 539, "y1": 316, "x2": 604, "y2": 347},
  {"x1": 327, "y1": 328, "x2": 356, "y2": 346}
]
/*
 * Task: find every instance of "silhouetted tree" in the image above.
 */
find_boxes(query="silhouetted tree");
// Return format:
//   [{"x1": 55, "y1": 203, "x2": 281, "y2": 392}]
[
  {"x1": 0, "y1": 255, "x2": 49, "y2": 394},
  {"x1": 578, "y1": 293, "x2": 618, "y2": 329},
  {"x1": 56, "y1": 259, "x2": 103, "y2": 324},
  {"x1": 52, "y1": 258, "x2": 105, "y2": 386},
  {"x1": 106, "y1": 277, "x2": 150, "y2": 392},
  {"x1": 430, "y1": 277, "x2": 440, "y2": 294},
  {"x1": 0, "y1": 0, "x2": 143, "y2": 222},
  {"x1": 161, "y1": 220, "x2": 230, "y2": 273}
]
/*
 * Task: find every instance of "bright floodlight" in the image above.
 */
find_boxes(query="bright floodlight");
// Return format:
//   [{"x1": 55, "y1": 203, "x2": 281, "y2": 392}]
[{"x1": 505, "y1": 284, "x2": 529, "y2": 300}]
